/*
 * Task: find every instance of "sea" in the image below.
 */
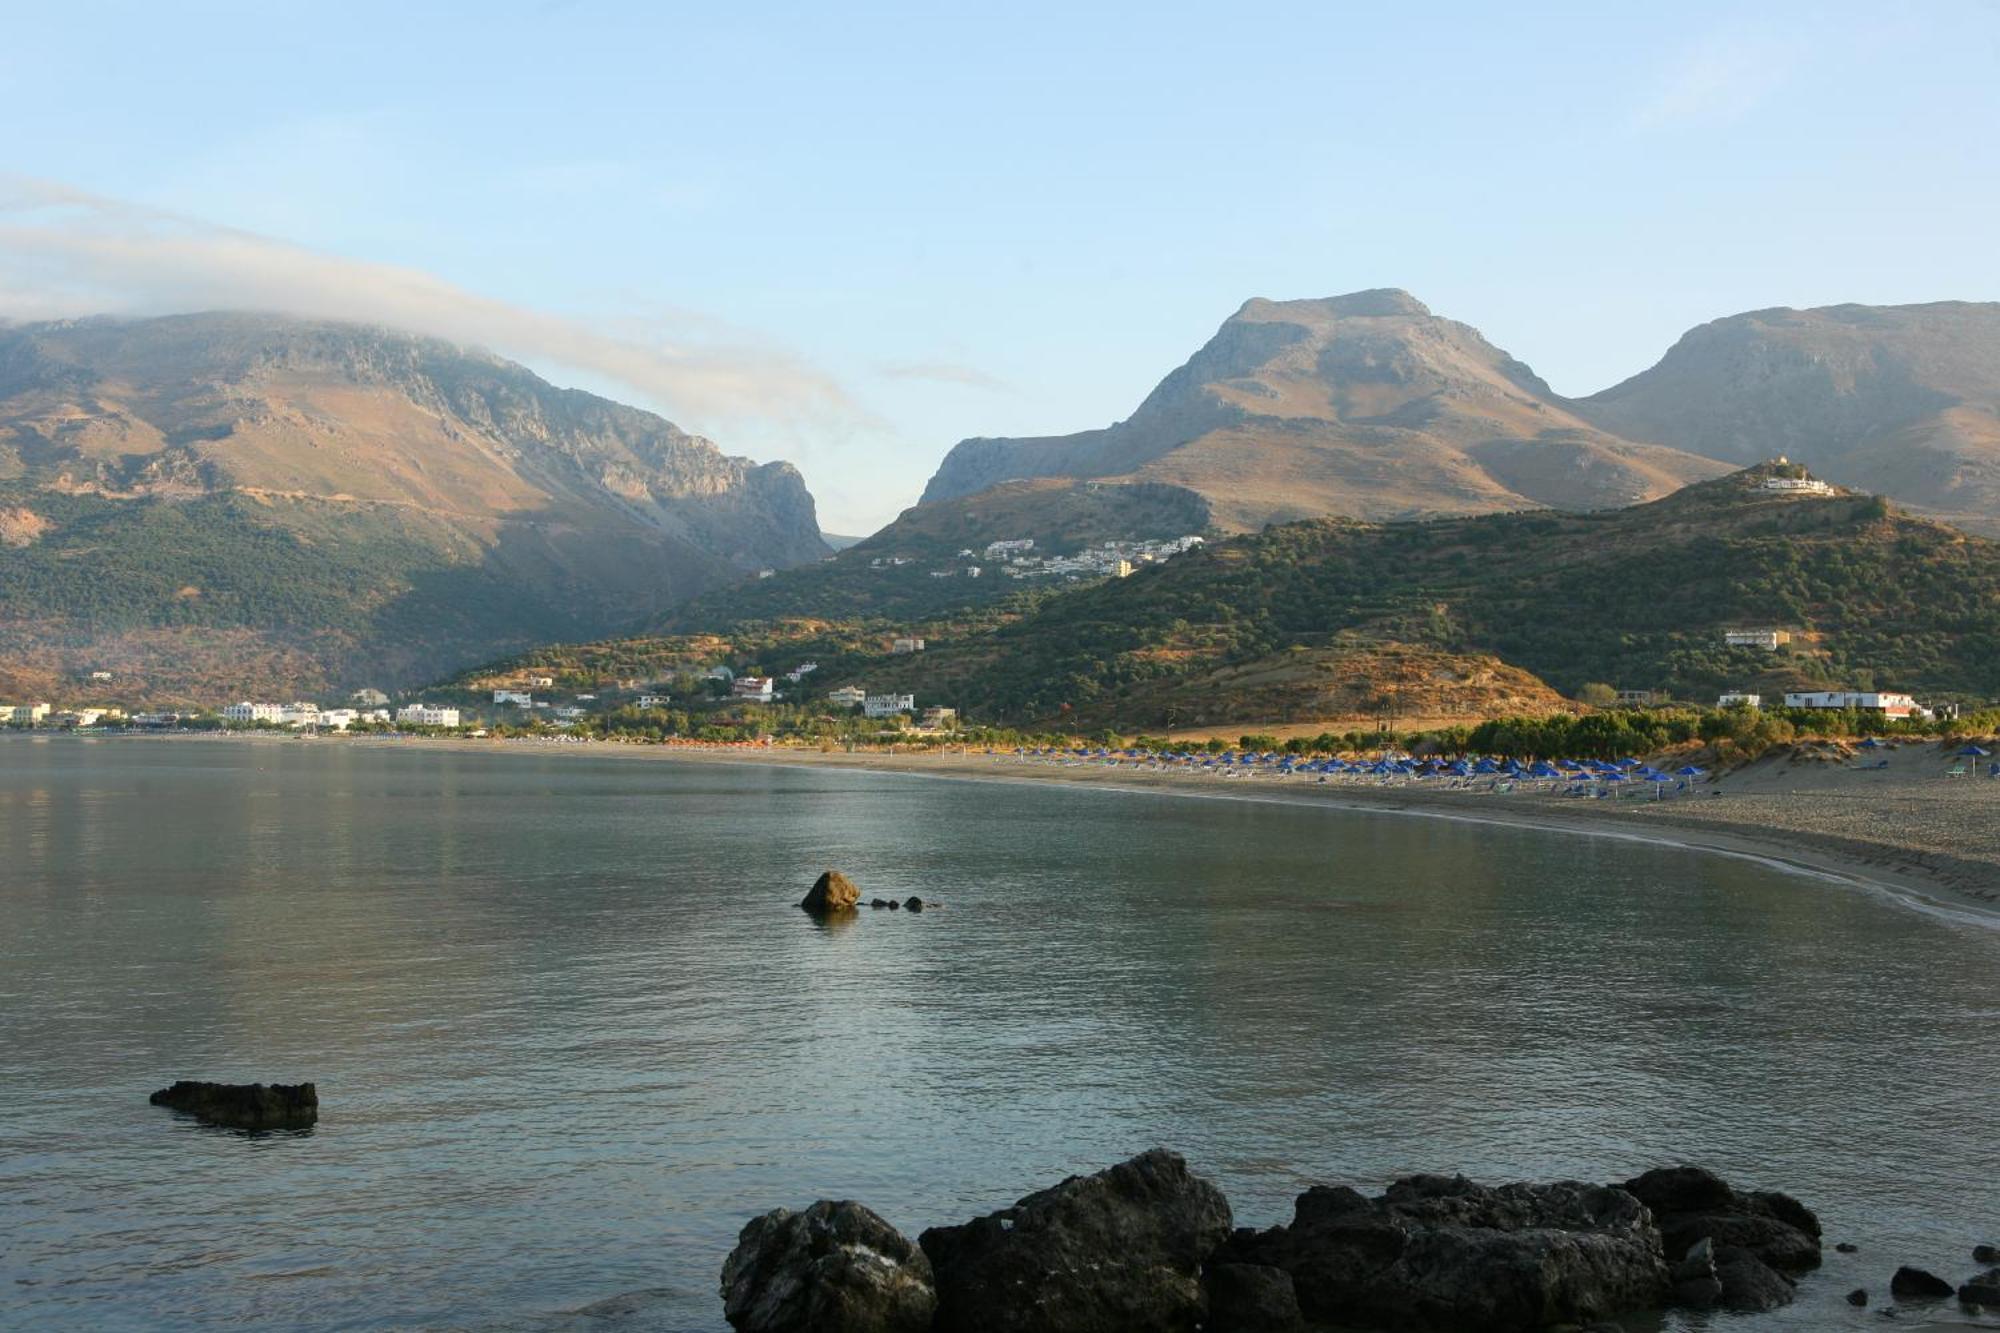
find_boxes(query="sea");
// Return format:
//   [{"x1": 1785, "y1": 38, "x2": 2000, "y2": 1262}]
[{"x1": 2, "y1": 735, "x2": 1996, "y2": 1330}]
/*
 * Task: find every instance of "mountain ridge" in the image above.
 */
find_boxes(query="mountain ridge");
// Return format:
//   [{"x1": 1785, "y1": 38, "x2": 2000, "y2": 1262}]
[
  {"x1": 920, "y1": 288, "x2": 1731, "y2": 530},
  {"x1": 0, "y1": 311, "x2": 827, "y2": 699}
]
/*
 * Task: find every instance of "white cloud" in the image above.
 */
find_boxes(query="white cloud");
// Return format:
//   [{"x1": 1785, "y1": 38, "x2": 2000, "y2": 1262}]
[
  {"x1": 1632, "y1": 26, "x2": 1802, "y2": 132},
  {"x1": 0, "y1": 174, "x2": 865, "y2": 437},
  {"x1": 877, "y1": 359, "x2": 1013, "y2": 392}
]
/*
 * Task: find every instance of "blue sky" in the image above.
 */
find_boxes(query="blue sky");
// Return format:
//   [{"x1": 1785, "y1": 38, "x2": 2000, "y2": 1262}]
[{"x1": 3, "y1": 2, "x2": 1997, "y2": 532}]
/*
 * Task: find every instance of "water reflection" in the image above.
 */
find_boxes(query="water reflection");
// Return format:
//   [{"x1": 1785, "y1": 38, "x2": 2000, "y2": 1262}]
[{"x1": 1, "y1": 736, "x2": 1996, "y2": 1333}]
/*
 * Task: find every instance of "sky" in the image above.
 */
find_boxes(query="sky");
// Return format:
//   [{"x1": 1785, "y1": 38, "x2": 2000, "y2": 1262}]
[{"x1": 3, "y1": 2, "x2": 1998, "y2": 534}]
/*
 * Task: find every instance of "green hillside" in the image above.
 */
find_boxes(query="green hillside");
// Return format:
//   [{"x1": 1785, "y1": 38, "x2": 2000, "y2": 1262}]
[{"x1": 877, "y1": 465, "x2": 2000, "y2": 726}]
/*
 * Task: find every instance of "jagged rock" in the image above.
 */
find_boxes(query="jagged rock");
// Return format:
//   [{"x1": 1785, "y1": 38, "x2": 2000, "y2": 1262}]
[
  {"x1": 1847, "y1": 1287, "x2": 1868, "y2": 1306},
  {"x1": 919, "y1": 1148, "x2": 1232, "y2": 1333},
  {"x1": 1621, "y1": 1166, "x2": 1821, "y2": 1271},
  {"x1": 148, "y1": 1080, "x2": 317, "y2": 1130},
  {"x1": 903, "y1": 897, "x2": 924, "y2": 913},
  {"x1": 719, "y1": 1200, "x2": 934, "y2": 1333},
  {"x1": 800, "y1": 871, "x2": 861, "y2": 915},
  {"x1": 1959, "y1": 1266, "x2": 2000, "y2": 1306},
  {"x1": 1219, "y1": 1174, "x2": 1669, "y2": 1332},
  {"x1": 1667, "y1": 1237, "x2": 1722, "y2": 1308},
  {"x1": 1713, "y1": 1244, "x2": 1795, "y2": 1311},
  {"x1": 1204, "y1": 1262, "x2": 1304, "y2": 1333},
  {"x1": 1889, "y1": 1266, "x2": 1956, "y2": 1299}
]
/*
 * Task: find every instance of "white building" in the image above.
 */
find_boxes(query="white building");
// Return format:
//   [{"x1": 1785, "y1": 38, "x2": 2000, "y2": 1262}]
[
  {"x1": 920, "y1": 706, "x2": 958, "y2": 730},
  {"x1": 827, "y1": 685, "x2": 868, "y2": 708},
  {"x1": 1760, "y1": 476, "x2": 1835, "y2": 496},
  {"x1": 731, "y1": 676, "x2": 775, "y2": 703},
  {"x1": 89, "y1": 670, "x2": 114, "y2": 682},
  {"x1": 317, "y1": 709, "x2": 359, "y2": 730},
  {"x1": 983, "y1": 538, "x2": 1035, "y2": 559},
  {"x1": 528, "y1": 676, "x2": 555, "y2": 688},
  {"x1": 494, "y1": 689, "x2": 533, "y2": 706},
  {"x1": 1717, "y1": 691, "x2": 1763, "y2": 709},
  {"x1": 223, "y1": 702, "x2": 286, "y2": 724},
  {"x1": 351, "y1": 688, "x2": 389, "y2": 707},
  {"x1": 1783, "y1": 690, "x2": 1929, "y2": 719},
  {"x1": 891, "y1": 637, "x2": 925, "y2": 654},
  {"x1": 863, "y1": 693, "x2": 915, "y2": 719},
  {"x1": 637, "y1": 694, "x2": 670, "y2": 709},
  {"x1": 396, "y1": 703, "x2": 461, "y2": 728},
  {"x1": 1724, "y1": 629, "x2": 1791, "y2": 650},
  {"x1": 8, "y1": 702, "x2": 51, "y2": 725}
]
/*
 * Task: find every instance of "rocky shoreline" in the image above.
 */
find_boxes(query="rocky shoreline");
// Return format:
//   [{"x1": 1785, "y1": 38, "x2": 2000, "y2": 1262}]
[{"x1": 709, "y1": 1151, "x2": 1998, "y2": 1332}]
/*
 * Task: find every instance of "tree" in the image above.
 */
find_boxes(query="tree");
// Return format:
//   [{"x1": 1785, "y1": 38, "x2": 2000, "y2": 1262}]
[{"x1": 1577, "y1": 681, "x2": 1619, "y2": 709}]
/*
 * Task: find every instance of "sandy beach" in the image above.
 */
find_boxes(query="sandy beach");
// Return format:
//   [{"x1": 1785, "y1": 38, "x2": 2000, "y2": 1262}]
[{"x1": 106, "y1": 729, "x2": 2000, "y2": 924}]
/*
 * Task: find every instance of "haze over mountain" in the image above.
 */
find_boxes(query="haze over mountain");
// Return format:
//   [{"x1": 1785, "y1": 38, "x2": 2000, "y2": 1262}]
[
  {"x1": 0, "y1": 312, "x2": 826, "y2": 700},
  {"x1": 921, "y1": 289, "x2": 1731, "y2": 530},
  {"x1": 1572, "y1": 300, "x2": 2000, "y2": 533}
]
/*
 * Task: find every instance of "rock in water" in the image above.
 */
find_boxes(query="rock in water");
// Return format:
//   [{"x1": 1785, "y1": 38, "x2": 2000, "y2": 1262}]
[
  {"x1": 919, "y1": 1148, "x2": 1233, "y2": 1333},
  {"x1": 720, "y1": 1200, "x2": 935, "y2": 1333},
  {"x1": 1712, "y1": 1244, "x2": 1795, "y2": 1311},
  {"x1": 1959, "y1": 1267, "x2": 2000, "y2": 1306},
  {"x1": 903, "y1": 897, "x2": 924, "y2": 913},
  {"x1": 1219, "y1": 1174, "x2": 1669, "y2": 1332},
  {"x1": 1621, "y1": 1166, "x2": 1821, "y2": 1271},
  {"x1": 148, "y1": 1081, "x2": 317, "y2": 1130},
  {"x1": 1889, "y1": 1265, "x2": 1956, "y2": 1299},
  {"x1": 800, "y1": 870, "x2": 861, "y2": 915}
]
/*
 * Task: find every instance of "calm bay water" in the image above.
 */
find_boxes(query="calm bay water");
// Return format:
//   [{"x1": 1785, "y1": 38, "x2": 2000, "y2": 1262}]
[{"x1": 2, "y1": 735, "x2": 1997, "y2": 1331}]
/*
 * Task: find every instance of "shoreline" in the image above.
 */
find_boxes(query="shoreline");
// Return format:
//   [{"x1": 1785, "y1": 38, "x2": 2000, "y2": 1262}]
[{"x1": 51, "y1": 730, "x2": 2000, "y2": 925}]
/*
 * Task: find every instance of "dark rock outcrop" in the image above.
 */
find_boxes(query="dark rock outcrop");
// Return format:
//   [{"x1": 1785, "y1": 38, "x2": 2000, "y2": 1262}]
[
  {"x1": 1666, "y1": 1238, "x2": 1722, "y2": 1308},
  {"x1": 903, "y1": 897, "x2": 924, "y2": 913},
  {"x1": 1890, "y1": 1265, "x2": 1956, "y2": 1299},
  {"x1": 1219, "y1": 1174, "x2": 1669, "y2": 1332},
  {"x1": 1976, "y1": 1243, "x2": 1999, "y2": 1264},
  {"x1": 719, "y1": 1200, "x2": 935, "y2": 1333},
  {"x1": 1621, "y1": 1166, "x2": 1821, "y2": 1271},
  {"x1": 800, "y1": 870, "x2": 861, "y2": 915},
  {"x1": 1847, "y1": 1287, "x2": 1868, "y2": 1305},
  {"x1": 148, "y1": 1080, "x2": 316, "y2": 1130},
  {"x1": 1204, "y1": 1262, "x2": 1305, "y2": 1332},
  {"x1": 919, "y1": 1148, "x2": 1232, "y2": 1333},
  {"x1": 1959, "y1": 1266, "x2": 2000, "y2": 1306},
  {"x1": 1712, "y1": 1244, "x2": 1795, "y2": 1311}
]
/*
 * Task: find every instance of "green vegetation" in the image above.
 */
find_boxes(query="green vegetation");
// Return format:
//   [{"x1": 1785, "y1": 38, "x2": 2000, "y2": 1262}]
[{"x1": 879, "y1": 471, "x2": 2000, "y2": 726}]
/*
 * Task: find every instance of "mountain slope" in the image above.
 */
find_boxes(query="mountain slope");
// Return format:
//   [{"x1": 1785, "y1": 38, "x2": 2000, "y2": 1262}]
[
  {"x1": 1572, "y1": 300, "x2": 2000, "y2": 532},
  {"x1": 0, "y1": 312, "x2": 826, "y2": 700},
  {"x1": 921, "y1": 290, "x2": 1729, "y2": 530},
  {"x1": 878, "y1": 464, "x2": 2000, "y2": 727}
]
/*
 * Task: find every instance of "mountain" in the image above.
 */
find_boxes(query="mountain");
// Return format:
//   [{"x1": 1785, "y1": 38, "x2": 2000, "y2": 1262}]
[
  {"x1": 920, "y1": 290, "x2": 1730, "y2": 530},
  {"x1": 874, "y1": 463, "x2": 2000, "y2": 728},
  {"x1": 0, "y1": 312, "x2": 826, "y2": 702},
  {"x1": 659, "y1": 478, "x2": 1209, "y2": 631},
  {"x1": 1572, "y1": 300, "x2": 2000, "y2": 533}
]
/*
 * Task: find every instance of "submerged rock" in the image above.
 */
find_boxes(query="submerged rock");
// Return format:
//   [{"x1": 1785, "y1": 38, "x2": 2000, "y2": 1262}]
[
  {"x1": 719, "y1": 1199, "x2": 934, "y2": 1333},
  {"x1": 1959, "y1": 1266, "x2": 2000, "y2": 1306},
  {"x1": 1220, "y1": 1174, "x2": 1669, "y2": 1332},
  {"x1": 1847, "y1": 1287, "x2": 1868, "y2": 1306},
  {"x1": 148, "y1": 1080, "x2": 316, "y2": 1130},
  {"x1": 903, "y1": 897, "x2": 924, "y2": 913},
  {"x1": 1621, "y1": 1165, "x2": 1821, "y2": 1272},
  {"x1": 1889, "y1": 1265, "x2": 1956, "y2": 1299},
  {"x1": 919, "y1": 1148, "x2": 1232, "y2": 1333},
  {"x1": 800, "y1": 870, "x2": 861, "y2": 915},
  {"x1": 1976, "y1": 1243, "x2": 1999, "y2": 1264}
]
